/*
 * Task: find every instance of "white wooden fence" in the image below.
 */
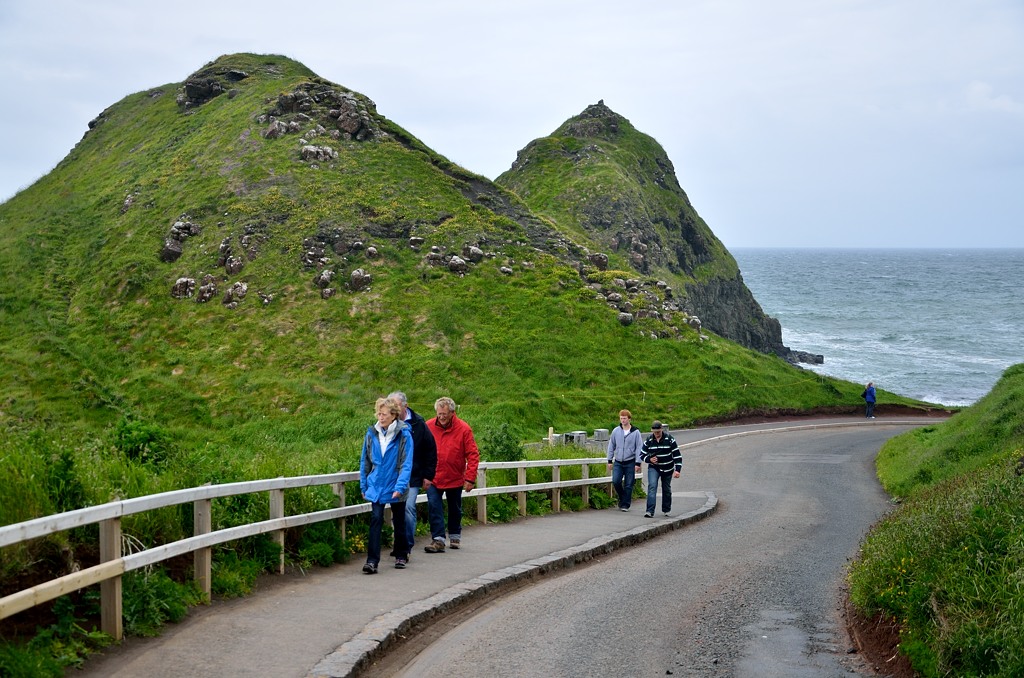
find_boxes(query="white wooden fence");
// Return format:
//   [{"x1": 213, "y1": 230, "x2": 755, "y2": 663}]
[{"x1": 0, "y1": 457, "x2": 634, "y2": 640}]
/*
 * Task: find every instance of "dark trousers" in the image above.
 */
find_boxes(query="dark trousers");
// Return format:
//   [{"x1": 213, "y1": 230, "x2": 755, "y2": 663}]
[
  {"x1": 646, "y1": 468, "x2": 675, "y2": 514},
  {"x1": 426, "y1": 485, "x2": 463, "y2": 540},
  {"x1": 612, "y1": 460, "x2": 637, "y2": 508},
  {"x1": 367, "y1": 500, "x2": 408, "y2": 565}
]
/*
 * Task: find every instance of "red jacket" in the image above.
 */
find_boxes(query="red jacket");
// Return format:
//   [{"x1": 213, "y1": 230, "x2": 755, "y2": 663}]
[{"x1": 426, "y1": 412, "x2": 480, "y2": 489}]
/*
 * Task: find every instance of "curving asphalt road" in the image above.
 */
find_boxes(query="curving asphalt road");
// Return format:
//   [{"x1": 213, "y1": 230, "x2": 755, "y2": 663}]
[
  {"x1": 379, "y1": 420, "x2": 926, "y2": 677},
  {"x1": 74, "y1": 418, "x2": 933, "y2": 677}
]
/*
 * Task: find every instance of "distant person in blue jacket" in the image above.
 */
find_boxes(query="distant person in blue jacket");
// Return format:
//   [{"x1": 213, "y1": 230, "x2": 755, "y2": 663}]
[
  {"x1": 360, "y1": 397, "x2": 414, "y2": 574},
  {"x1": 862, "y1": 382, "x2": 877, "y2": 419},
  {"x1": 606, "y1": 409, "x2": 642, "y2": 511}
]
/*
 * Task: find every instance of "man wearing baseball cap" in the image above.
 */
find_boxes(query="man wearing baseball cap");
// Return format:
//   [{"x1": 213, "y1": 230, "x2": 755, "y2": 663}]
[{"x1": 640, "y1": 421, "x2": 681, "y2": 517}]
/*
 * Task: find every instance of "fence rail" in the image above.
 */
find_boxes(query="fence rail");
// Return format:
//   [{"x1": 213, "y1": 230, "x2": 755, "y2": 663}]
[{"x1": 0, "y1": 457, "x2": 632, "y2": 640}]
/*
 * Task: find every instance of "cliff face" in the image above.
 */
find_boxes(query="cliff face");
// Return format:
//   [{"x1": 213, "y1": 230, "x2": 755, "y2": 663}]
[{"x1": 496, "y1": 101, "x2": 798, "y2": 360}]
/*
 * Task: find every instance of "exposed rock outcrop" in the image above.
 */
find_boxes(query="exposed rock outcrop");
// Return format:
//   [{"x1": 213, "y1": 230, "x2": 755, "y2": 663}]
[{"x1": 497, "y1": 101, "x2": 819, "y2": 364}]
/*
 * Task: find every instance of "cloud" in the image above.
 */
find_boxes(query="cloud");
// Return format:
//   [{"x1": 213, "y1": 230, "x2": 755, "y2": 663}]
[
  {"x1": 965, "y1": 81, "x2": 1024, "y2": 113},
  {"x1": 1, "y1": 0, "x2": 1022, "y2": 247}
]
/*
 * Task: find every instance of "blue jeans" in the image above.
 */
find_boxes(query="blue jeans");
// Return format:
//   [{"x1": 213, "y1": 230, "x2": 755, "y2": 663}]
[
  {"x1": 646, "y1": 467, "x2": 674, "y2": 514},
  {"x1": 866, "y1": 401, "x2": 875, "y2": 417},
  {"x1": 367, "y1": 500, "x2": 408, "y2": 565},
  {"x1": 611, "y1": 461, "x2": 637, "y2": 509},
  {"x1": 405, "y1": 484, "x2": 444, "y2": 549},
  {"x1": 426, "y1": 485, "x2": 463, "y2": 540}
]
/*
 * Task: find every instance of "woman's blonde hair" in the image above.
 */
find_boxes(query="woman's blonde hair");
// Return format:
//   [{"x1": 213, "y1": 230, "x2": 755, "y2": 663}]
[{"x1": 375, "y1": 397, "x2": 401, "y2": 417}]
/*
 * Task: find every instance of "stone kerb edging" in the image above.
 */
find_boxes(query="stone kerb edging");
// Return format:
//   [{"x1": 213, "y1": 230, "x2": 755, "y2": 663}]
[{"x1": 308, "y1": 491, "x2": 718, "y2": 678}]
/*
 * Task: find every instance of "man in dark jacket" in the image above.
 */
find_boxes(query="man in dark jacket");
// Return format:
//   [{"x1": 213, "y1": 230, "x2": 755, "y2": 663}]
[
  {"x1": 640, "y1": 421, "x2": 681, "y2": 517},
  {"x1": 388, "y1": 391, "x2": 437, "y2": 554},
  {"x1": 862, "y1": 382, "x2": 877, "y2": 419}
]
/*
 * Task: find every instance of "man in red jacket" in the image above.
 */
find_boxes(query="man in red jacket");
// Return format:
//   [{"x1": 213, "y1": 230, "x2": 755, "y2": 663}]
[{"x1": 423, "y1": 397, "x2": 480, "y2": 553}]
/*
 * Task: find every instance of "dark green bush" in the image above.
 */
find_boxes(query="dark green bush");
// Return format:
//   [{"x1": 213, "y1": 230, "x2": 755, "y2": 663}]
[
  {"x1": 479, "y1": 423, "x2": 525, "y2": 462},
  {"x1": 113, "y1": 417, "x2": 171, "y2": 466},
  {"x1": 296, "y1": 521, "x2": 348, "y2": 567}
]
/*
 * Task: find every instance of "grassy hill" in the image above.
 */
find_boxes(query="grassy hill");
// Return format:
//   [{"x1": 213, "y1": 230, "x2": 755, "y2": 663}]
[
  {"x1": 848, "y1": 363, "x2": 1024, "y2": 676},
  {"x1": 0, "y1": 51, "x2": 917, "y2": 524}
]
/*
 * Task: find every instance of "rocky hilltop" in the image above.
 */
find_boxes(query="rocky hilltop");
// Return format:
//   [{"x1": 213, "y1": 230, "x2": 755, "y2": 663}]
[{"x1": 497, "y1": 101, "x2": 819, "y2": 364}]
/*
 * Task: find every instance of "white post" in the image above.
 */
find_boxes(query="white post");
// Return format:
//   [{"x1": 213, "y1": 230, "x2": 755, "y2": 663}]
[{"x1": 269, "y1": 488, "x2": 285, "y2": 575}]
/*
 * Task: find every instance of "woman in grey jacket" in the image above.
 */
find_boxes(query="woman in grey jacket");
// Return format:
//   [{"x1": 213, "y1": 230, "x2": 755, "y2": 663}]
[{"x1": 606, "y1": 409, "x2": 642, "y2": 511}]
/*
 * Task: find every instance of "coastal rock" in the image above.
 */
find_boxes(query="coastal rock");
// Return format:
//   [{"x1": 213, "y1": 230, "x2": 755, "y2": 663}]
[
  {"x1": 171, "y1": 277, "x2": 195, "y2": 299},
  {"x1": 349, "y1": 268, "x2": 371, "y2": 291}
]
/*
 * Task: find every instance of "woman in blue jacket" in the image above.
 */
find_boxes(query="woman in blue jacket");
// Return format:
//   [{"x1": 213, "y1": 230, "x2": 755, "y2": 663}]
[{"x1": 360, "y1": 397, "x2": 414, "y2": 573}]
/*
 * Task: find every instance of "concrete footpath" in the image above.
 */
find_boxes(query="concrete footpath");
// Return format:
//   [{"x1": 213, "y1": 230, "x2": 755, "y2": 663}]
[{"x1": 77, "y1": 492, "x2": 717, "y2": 678}]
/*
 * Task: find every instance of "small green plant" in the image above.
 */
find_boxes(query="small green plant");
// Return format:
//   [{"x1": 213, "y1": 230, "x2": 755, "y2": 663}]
[
  {"x1": 561, "y1": 492, "x2": 585, "y2": 512},
  {"x1": 211, "y1": 548, "x2": 264, "y2": 598},
  {"x1": 123, "y1": 568, "x2": 204, "y2": 636},
  {"x1": 296, "y1": 521, "x2": 348, "y2": 567},
  {"x1": 485, "y1": 494, "x2": 520, "y2": 523},
  {"x1": 0, "y1": 595, "x2": 112, "y2": 676},
  {"x1": 44, "y1": 447, "x2": 87, "y2": 514},
  {"x1": 525, "y1": 491, "x2": 551, "y2": 516},
  {"x1": 589, "y1": 488, "x2": 615, "y2": 509}
]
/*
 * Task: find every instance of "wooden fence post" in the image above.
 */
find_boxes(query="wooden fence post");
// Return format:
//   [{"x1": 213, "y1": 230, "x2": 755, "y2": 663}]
[
  {"x1": 99, "y1": 517, "x2": 122, "y2": 640},
  {"x1": 269, "y1": 488, "x2": 285, "y2": 575},
  {"x1": 517, "y1": 467, "x2": 527, "y2": 516},
  {"x1": 334, "y1": 482, "x2": 347, "y2": 544},
  {"x1": 552, "y1": 466, "x2": 561, "y2": 513},
  {"x1": 581, "y1": 463, "x2": 590, "y2": 507},
  {"x1": 476, "y1": 468, "x2": 487, "y2": 524},
  {"x1": 194, "y1": 497, "x2": 212, "y2": 600}
]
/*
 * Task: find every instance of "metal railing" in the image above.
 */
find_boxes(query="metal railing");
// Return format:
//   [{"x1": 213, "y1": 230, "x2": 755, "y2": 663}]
[{"x1": 0, "y1": 457, "x2": 630, "y2": 640}]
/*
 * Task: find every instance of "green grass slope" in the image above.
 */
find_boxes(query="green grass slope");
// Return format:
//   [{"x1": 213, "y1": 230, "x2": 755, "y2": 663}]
[{"x1": 849, "y1": 363, "x2": 1024, "y2": 676}]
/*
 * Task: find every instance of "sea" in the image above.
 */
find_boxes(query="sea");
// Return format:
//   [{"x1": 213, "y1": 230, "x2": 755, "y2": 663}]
[{"x1": 731, "y1": 248, "x2": 1024, "y2": 407}]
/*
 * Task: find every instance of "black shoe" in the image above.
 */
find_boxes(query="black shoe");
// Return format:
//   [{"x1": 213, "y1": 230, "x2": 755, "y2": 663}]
[{"x1": 362, "y1": 562, "x2": 378, "y2": 574}]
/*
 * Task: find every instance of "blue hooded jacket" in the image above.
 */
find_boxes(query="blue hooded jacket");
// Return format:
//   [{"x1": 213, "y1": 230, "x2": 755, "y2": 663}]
[{"x1": 359, "y1": 420, "x2": 413, "y2": 504}]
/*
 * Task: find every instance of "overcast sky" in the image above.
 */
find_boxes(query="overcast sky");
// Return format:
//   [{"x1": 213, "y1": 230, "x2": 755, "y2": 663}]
[{"x1": 1, "y1": 0, "x2": 1022, "y2": 248}]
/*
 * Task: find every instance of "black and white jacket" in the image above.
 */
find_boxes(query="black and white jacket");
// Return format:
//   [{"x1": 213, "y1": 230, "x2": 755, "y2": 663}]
[{"x1": 641, "y1": 432, "x2": 681, "y2": 474}]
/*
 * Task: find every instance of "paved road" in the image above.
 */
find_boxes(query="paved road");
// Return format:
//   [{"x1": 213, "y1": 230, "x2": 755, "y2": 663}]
[
  {"x1": 74, "y1": 418, "x2": 929, "y2": 677},
  {"x1": 379, "y1": 422, "x2": 923, "y2": 677}
]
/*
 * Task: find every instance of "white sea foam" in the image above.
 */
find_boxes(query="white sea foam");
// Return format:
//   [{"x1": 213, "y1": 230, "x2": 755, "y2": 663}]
[{"x1": 733, "y1": 248, "x2": 1024, "y2": 406}]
